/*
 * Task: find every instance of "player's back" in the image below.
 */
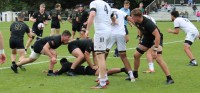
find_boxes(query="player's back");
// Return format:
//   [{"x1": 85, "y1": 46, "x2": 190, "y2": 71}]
[
  {"x1": 111, "y1": 8, "x2": 127, "y2": 35},
  {"x1": 90, "y1": 0, "x2": 112, "y2": 33},
  {"x1": 143, "y1": 15, "x2": 156, "y2": 24},
  {"x1": 174, "y1": 17, "x2": 198, "y2": 33},
  {"x1": 10, "y1": 21, "x2": 29, "y2": 40}
]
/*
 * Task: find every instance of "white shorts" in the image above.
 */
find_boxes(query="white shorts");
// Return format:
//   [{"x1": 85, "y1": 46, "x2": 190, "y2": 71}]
[
  {"x1": 107, "y1": 34, "x2": 126, "y2": 51},
  {"x1": 94, "y1": 32, "x2": 111, "y2": 51},
  {"x1": 185, "y1": 31, "x2": 199, "y2": 42},
  {"x1": 29, "y1": 50, "x2": 41, "y2": 59}
]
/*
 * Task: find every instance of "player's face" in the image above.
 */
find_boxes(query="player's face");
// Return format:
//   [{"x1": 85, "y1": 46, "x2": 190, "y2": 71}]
[
  {"x1": 79, "y1": 7, "x2": 84, "y2": 11},
  {"x1": 40, "y1": 6, "x2": 45, "y2": 12},
  {"x1": 62, "y1": 36, "x2": 71, "y2": 44},
  {"x1": 124, "y1": 4, "x2": 130, "y2": 9},
  {"x1": 131, "y1": 15, "x2": 140, "y2": 23},
  {"x1": 171, "y1": 15, "x2": 175, "y2": 21}
]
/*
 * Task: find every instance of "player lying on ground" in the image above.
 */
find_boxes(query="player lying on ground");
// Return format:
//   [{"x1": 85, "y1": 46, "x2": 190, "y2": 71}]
[
  {"x1": 47, "y1": 58, "x2": 128, "y2": 76},
  {"x1": 131, "y1": 8, "x2": 174, "y2": 84},
  {"x1": 9, "y1": 13, "x2": 33, "y2": 71},
  {"x1": 11, "y1": 30, "x2": 71, "y2": 76},
  {"x1": 168, "y1": 11, "x2": 199, "y2": 66}
]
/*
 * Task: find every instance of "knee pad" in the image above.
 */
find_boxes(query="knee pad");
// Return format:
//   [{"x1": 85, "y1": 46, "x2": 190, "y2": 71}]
[{"x1": 136, "y1": 47, "x2": 145, "y2": 54}]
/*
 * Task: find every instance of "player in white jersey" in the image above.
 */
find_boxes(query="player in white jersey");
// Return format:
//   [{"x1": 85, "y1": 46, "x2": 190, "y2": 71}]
[
  {"x1": 106, "y1": 8, "x2": 135, "y2": 82},
  {"x1": 85, "y1": 0, "x2": 112, "y2": 89},
  {"x1": 142, "y1": 15, "x2": 156, "y2": 73},
  {"x1": 168, "y1": 11, "x2": 199, "y2": 66}
]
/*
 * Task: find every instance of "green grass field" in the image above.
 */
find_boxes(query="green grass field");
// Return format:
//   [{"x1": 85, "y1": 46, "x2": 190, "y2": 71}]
[{"x1": 0, "y1": 21, "x2": 200, "y2": 93}]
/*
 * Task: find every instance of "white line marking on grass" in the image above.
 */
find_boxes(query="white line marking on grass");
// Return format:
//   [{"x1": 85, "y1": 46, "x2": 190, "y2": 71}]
[{"x1": 0, "y1": 40, "x2": 184, "y2": 70}]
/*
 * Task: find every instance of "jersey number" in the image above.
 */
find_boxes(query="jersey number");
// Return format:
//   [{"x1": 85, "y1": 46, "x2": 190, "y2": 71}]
[
  {"x1": 15, "y1": 24, "x2": 22, "y2": 30},
  {"x1": 104, "y1": 5, "x2": 108, "y2": 14}
]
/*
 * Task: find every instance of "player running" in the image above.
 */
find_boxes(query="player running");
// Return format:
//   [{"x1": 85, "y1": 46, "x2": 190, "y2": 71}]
[
  {"x1": 9, "y1": 13, "x2": 33, "y2": 71},
  {"x1": 106, "y1": 7, "x2": 135, "y2": 82},
  {"x1": 50, "y1": 3, "x2": 63, "y2": 36},
  {"x1": 86, "y1": 0, "x2": 112, "y2": 89},
  {"x1": 131, "y1": 8, "x2": 174, "y2": 84},
  {"x1": 25, "y1": 3, "x2": 50, "y2": 52},
  {"x1": 168, "y1": 11, "x2": 199, "y2": 66},
  {"x1": 11, "y1": 30, "x2": 71, "y2": 76}
]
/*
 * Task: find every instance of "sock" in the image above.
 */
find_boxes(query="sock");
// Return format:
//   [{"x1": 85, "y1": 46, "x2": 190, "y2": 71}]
[
  {"x1": 148, "y1": 62, "x2": 154, "y2": 71},
  {"x1": 99, "y1": 78, "x2": 107, "y2": 86},
  {"x1": 69, "y1": 69, "x2": 75, "y2": 72},
  {"x1": 13, "y1": 64, "x2": 18, "y2": 68},
  {"x1": 105, "y1": 74, "x2": 108, "y2": 81},
  {"x1": 12, "y1": 61, "x2": 16, "y2": 65},
  {"x1": 115, "y1": 48, "x2": 118, "y2": 55},
  {"x1": 25, "y1": 49, "x2": 27, "y2": 52},
  {"x1": 120, "y1": 68, "x2": 126, "y2": 72},
  {"x1": 191, "y1": 59, "x2": 197, "y2": 64},
  {"x1": 166, "y1": 75, "x2": 172, "y2": 80},
  {"x1": 48, "y1": 70, "x2": 53, "y2": 73},
  {"x1": 128, "y1": 71, "x2": 134, "y2": 79}
]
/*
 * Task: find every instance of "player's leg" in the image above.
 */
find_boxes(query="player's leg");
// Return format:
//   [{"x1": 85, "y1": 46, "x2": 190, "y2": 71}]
[
  {"x1": 45, "y1": 49, "x2": 57, "y2": 76},
  {"x1": 67, "y1": 48, "x2": 84, "y2": 76},
  {"x1": 184, "y1": 33, "x2": 198, "y2": 66},
  {"x1": 17, "y1": 49, "x2": 27, "y2": 71},
  {"x1": 71, "y1": 25, "x2": 77, "y2": 39},
  {"x1": 55, "y1": 29, "x2": 60, "y2": 35},
  {"x1": 105, "y1": 35, "x2": 115, "y2": 59},
  {"x1": 154, "y1": 45, "x2": 174, "y2": 84},
  {"x1": 117, "y1": 35, "x2": 135, "y2": 81},
  {"x1": 143, "y1": 49, "x2": 155, "y2": 73},
  {"x1": 25, "y1": 29, "x2": 35, "y2": 52},
  {"x1": 50, "y1": 28, "x2": 56, "y2": 36},
  {"x1": 11, "y1": 49, "x2": 17, "y2": 65}
]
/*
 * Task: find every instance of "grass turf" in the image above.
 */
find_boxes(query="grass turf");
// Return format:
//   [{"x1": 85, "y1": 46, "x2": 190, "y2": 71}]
[{"x1": 0, "y1": 21, "x2": 200, "y2": 93}]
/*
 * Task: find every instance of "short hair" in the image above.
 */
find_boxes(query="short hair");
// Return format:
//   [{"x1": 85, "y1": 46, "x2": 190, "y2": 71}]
[
  {"x1": 171, "y1": 11, "x2": 179, "y2": 18},
  {"x1": 62, "y1": 30, "x2": 71, "y2": 36},
  {"x1": 55, "y1": 3, "x2": 61, "y2": 8},
  {"x1": 124, "y1": 0, "x2": 130, "y2": 4},
  {"x1": 131, "y1": 8, "x2": 143, "y2": 17},
  {"x1": 17, "y1": 13, "x2": 25, "y2": 19},
  {"x1": 40, "y1": 3, "x2": 46, "y2": 8}
]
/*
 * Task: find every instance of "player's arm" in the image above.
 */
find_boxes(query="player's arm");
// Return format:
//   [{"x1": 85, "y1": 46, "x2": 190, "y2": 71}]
[
  {"x1": 0, "y1": 32, "x2": 6, "y2": 64},
  {"x1": 168, "y1": 28, "x2": 180, "y2": 34},
  {"x1": 43, "y1": 42, "x2": 55, "y2": 58},
  {"x1": 84, "y1": 51, "x2": 93, "y2": 69},
  {"x1": 43, "y1": 14, "x2": 50, "y2": 25},
  {"x1": 152, "y1": 28, "x2": 160, "y2": 49},
  {"x1": 29, "y1": 17, "x2": 36, "y2": 22},
  {"x1": 85, "y1": 9, "x2": 96, "y2": 37}
]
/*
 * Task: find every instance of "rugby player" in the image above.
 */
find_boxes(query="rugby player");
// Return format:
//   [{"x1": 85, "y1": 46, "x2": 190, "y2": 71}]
[{"x1": 0, "y1": 32, "x2": 6, "y2": 64}]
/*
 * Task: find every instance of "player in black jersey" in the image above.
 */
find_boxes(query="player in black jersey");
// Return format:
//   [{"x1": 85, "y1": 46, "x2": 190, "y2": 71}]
[
  {"x1": 9, "y1": 13, "x2": 33, "y2": 71},
  {"x1": 68, "y1": 5, "x2": 80, "y2": 39},
  {"x1": 11, "y1": 30, "x2": 71, "y2": 76},
  {"x1": 25, "y1": 3, "x2": 50, "y2": 52},
  {"x1": 53, "y1": 58, "x2": 128, "y2": 76},
  {"x1": 50, "y1": 3, "x2": 63, "y2": 36},
  {"x1": 131, "y1": 8, "x2": 174, "y2": 84},
  {"x1": 66, "y1": 39, "x2": 97, "y2": 76}
]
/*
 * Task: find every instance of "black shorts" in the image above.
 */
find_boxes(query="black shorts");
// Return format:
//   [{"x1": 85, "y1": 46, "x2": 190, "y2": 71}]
[
  {"x1": 51, "y1": 23, "x2": 60, "y2": 29},
  {"x1": 32, "y1": 27, "x2": 43, "y2": 37},
  {"x1": 9, "y1": 38, "x2": 24, "y2": 49},
  {"x1": 124, "y1": 25, "x2": 129, "y2": 35},
  {"x1": 85, "y1": 66, "x2": 96, "y2": 75},
  {"x1": 68, "y1": 44, "x2": 78, "y2": 54},
  {"x1": 33, "y1": 42, "x2": 43, "y2": 54},
  {"x1": 72, "y1": 23, "x2": 81, "y2": 32},
  {"x1": 140, "y1": 35, "x2": 163, "y2": 48}
]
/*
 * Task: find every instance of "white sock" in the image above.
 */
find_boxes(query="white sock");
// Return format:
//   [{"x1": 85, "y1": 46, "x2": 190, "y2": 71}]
[
  {"x1": 100, "y1": 78, "x2": 107, "y2": 86},
  {"x1": 128, "y1": 71, "x2": 134, "y2": 79},
  {"x1": 105, "y1": 74, "x2": 108, "y2": 80},
  {"x1": 98, "y1": 74, "x2": 100, "y2": 79},
  {"x1": 149, "y1": 62, "x2": 154, "y2": 71}
]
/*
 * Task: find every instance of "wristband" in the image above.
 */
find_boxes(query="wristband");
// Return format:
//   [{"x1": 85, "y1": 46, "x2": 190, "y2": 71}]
[{"x1": 0, "y1": 49, "x2": 4, "y2": 54}]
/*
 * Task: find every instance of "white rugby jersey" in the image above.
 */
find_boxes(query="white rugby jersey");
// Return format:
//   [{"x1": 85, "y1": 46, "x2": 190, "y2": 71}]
[
  {"x1": 89, "y1": 0, "x2": 112, "y2": 33},
  {"x1": 111, "y1": 8, "x2": 127, "y2": 35},
  {"x1": 143, "y1": 15, "x2": 156, "y2": 24},
  {"x1": 174, "y1": 17, "x2": 198, "y2": 34}
]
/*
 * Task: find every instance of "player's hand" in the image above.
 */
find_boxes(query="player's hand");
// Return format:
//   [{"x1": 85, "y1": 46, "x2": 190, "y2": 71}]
[
  {"x1": 152, "y1": 51, "x2": 157, "y2": 59},
  {"x1": 167, "y1": 29, "x2": 172, "y2": 33},
  {"x1": 51, "y1": 57, "x2": 57, "y2": 64},
  {"x1": 0, "y1": 54, "x2": 6, "y2": 64},
  {"x1": 83, "y1": 22, "x2": 87, "y2": 25},
  {"x1": 32, "y1": 19, "x2": 36, "y2": 22},
  {"x1": 85, "y1": 30, "x2": 89, "y2": 37},
  {"x1": 92, "y1": 65, "x2": 98, "y2": 70}
]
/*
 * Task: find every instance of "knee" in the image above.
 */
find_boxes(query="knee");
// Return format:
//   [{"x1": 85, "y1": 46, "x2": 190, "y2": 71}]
[
  {"x1": 183, "y1": 45, "x2": 190, "y2": 50},
  {"x1": 79, "y1": 54, "x2": 84, "y2": 60},
  {"x1": 51, "y1": 60, "x2": 57, "y2": 65}
]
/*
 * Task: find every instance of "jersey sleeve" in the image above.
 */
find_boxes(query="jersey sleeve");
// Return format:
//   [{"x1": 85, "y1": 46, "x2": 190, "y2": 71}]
[
  {"x1": 45, "y1": 13, "x2": 49, "y2": 20},
  {"x1": 25, "y1": 25, "x2": 30, "y2": 33},
  {"x1": 85, "y1": 44, "x2": 93, "y2": 53},
  {"x1": 48, "y1": 40, "x2": 55, "y2": 48},
  {"x1": 145, "y1": 21, "x2": 157, "y2": 33},
  {"x1": 90, "y1": 1, "x2": 97, "y2": 12},
  {"x1": 174, "y1": 19, "x2": 180, "y2": 28},
  {"x1": 10, "y1": 23, "x2": 14, "y2": 32}
]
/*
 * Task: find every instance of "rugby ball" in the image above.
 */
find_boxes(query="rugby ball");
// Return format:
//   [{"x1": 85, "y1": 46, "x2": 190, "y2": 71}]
[{"x1": 38, "y1": 23, "x2": 45, "y2": 30}]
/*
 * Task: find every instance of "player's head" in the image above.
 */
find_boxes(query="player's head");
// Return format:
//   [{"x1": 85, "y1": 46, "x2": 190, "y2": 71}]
[
  {"x1": 40, "y1": 3, "x2": 46, "y2": 12},
  {"x1": 131, "y1": 8, "x2": 143, "y2": 23},
  {"x1": 139, "y1": 2, "x2": 143, "y2": 8},
  {"x1": 171, "y1": 11, "x2": 179, "y2": 21},
  {"x1": 55, "y1": 3, "x2": 61, "y2": 10},
  {"x1": 78, "y1": 4, "x2": 84, "y2": 11},
  {"x1": 124, "y1": 0, "x2": 130, "y2": 9},
  {"x1": 61, "y1": 30, "x2": 71, "y2": 44},
  {"x1": 17, "y1": 12, "x2": 25, "y2": 21}
]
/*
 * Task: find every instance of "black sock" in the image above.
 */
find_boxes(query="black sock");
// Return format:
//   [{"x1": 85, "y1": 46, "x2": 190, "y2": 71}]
[
  {"x1": 120, "y1": 68, "x2": 126, "y2": 72},
  {"x1": 133, "y1": 71, "x2": 138, "y2": 74},
  {"x1": 25, "y1": 49, "x2": 27, "y2": 52},
  {"x1": 13, "y1": 64, "x2": 18, "y2": 68},
  {"x1": 166, "y1": 75, "x2": 172, "y2": 80},
  {"x1": 48, "y1": 70, "x2": 53, "y2": 73},
  {"x1": 12, "y1": 61, "x2": 16, "y2": 65},
  {"x1": 69, "y1": 69, "x2": 75, "y2": 72}
]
